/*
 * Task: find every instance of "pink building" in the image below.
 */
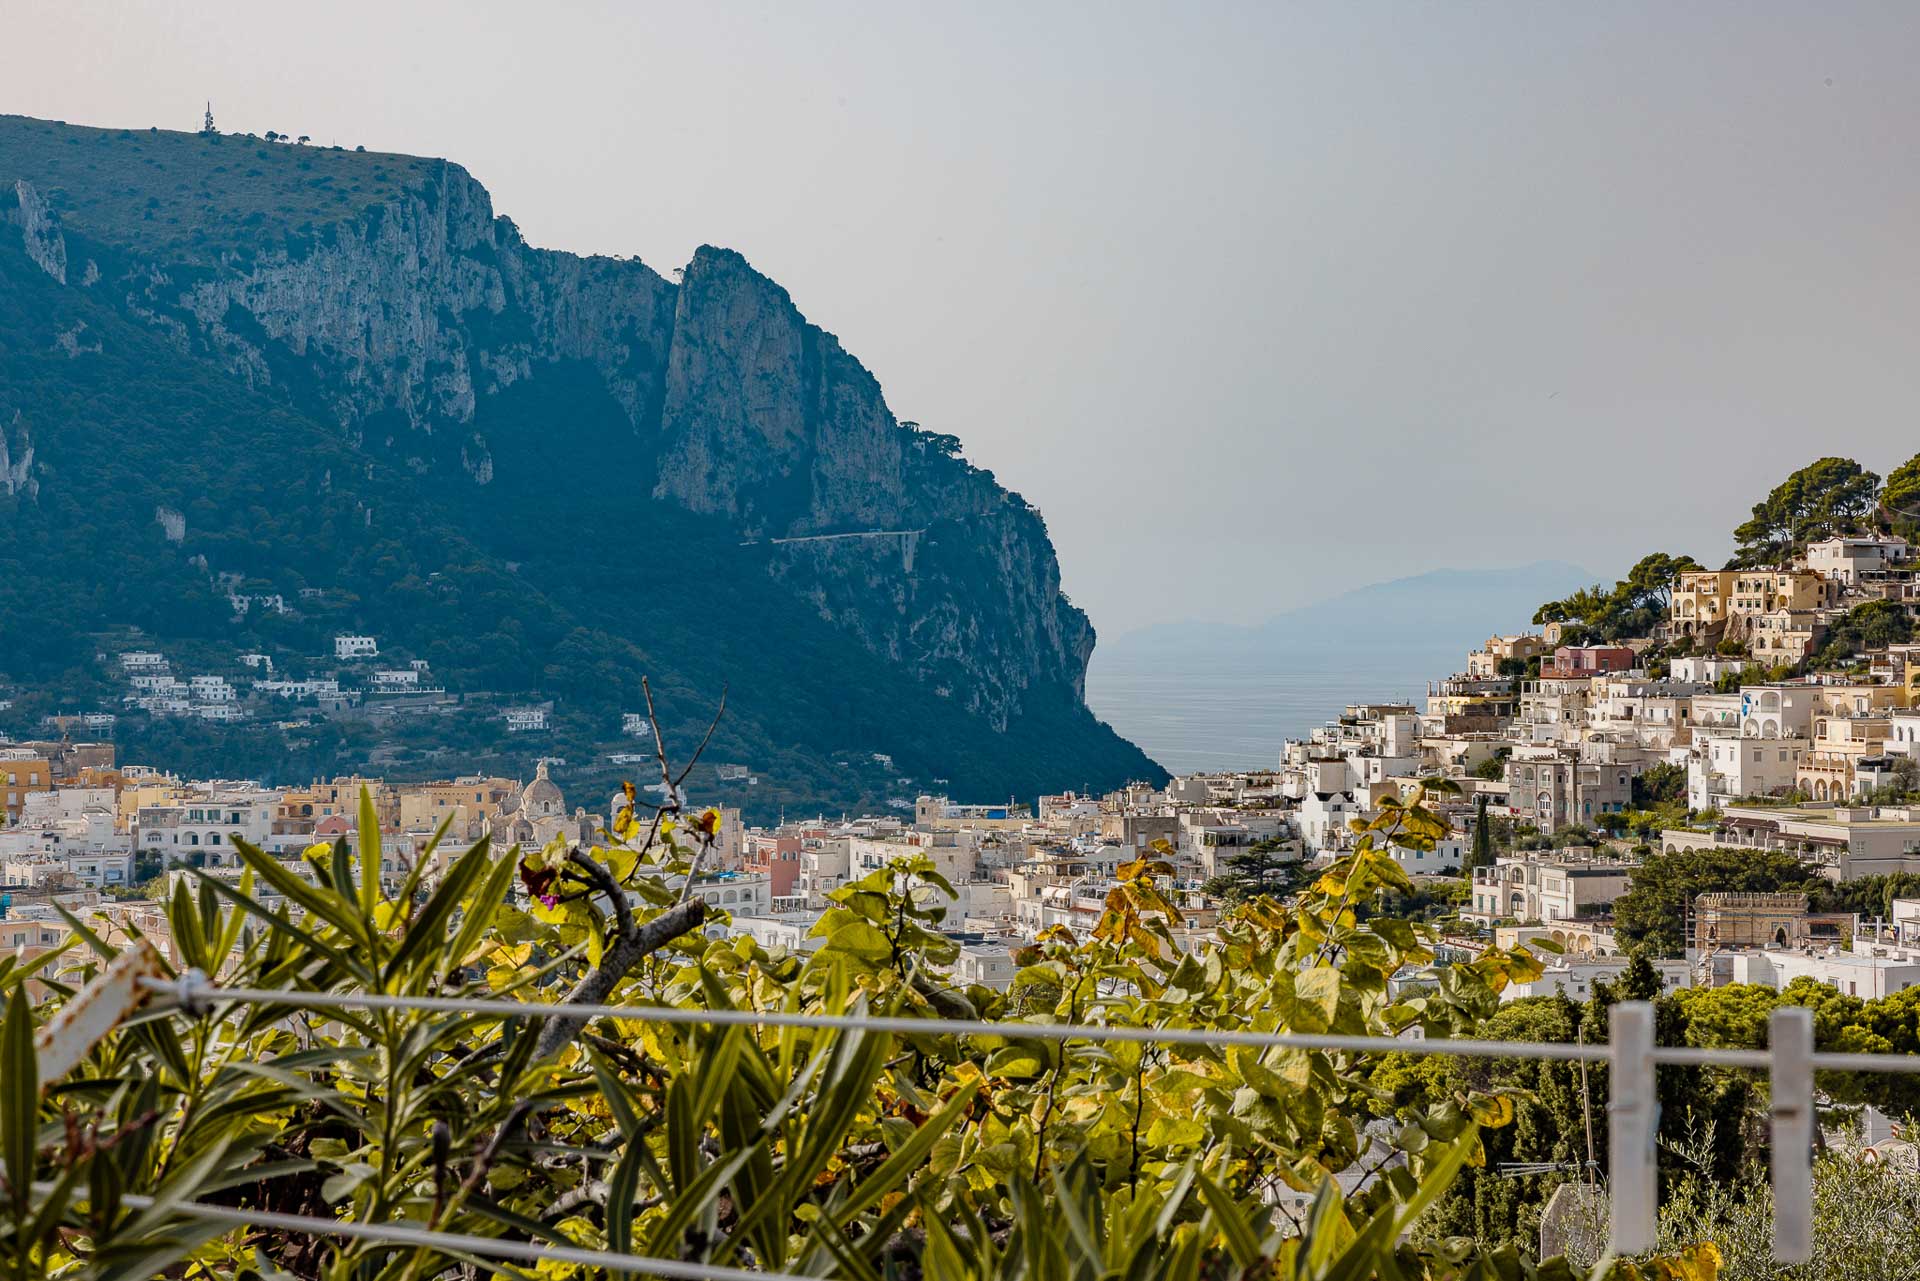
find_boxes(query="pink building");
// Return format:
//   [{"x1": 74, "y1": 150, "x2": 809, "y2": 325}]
[
  {"x1": 745, "y1": 834, "x2": 803, "y2": 899},
  {"x1": 1543, "y1": 646, "x2": 1637, "y2": 678}
]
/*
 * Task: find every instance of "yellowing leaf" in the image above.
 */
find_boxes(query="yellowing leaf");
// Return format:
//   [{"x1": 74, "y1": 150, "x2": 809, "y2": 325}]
[
  {"x1": 1294, "y1": 967, "x2": 1340, "y2": 1033},
  {"x1": 1467, "y1": 1093, "x2": 1514, "y2": 1128},
  {"x1": 1143, "y1": 1114, "x2": 1206, "y2": 1145}
]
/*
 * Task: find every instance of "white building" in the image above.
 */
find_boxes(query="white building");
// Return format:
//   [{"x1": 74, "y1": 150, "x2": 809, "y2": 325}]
[
  {"x1": 1884, "y1": 710, "x2": 1920, "y2": 758},
  {"x1": 504, "y1": 708, "x2": 548, "y2": 733},
  {"x1": 1736, "y1": 685, "x2": 1818, "y2": 740},
  {"x1": 1729, "y1": 945, "x2": 1920, "y2": 999},
  {"x1": 190, "y1": 676, "x2": 236, "y2": 702},
  {"x1": 334, "y1": 635, "x2": 379, "y2": 660},
  {"x1": 1504, "y1": 957, "x2": 1692, "y2": 1002},
  {"x1": 728, "y1": 912, "x2": 823, "y2": 954},
  {"x1": 1467, "y1": 853, "x2": 1636, "y2": 925},
  {"x1": 138, "y1": 696, "x2": 192, "y2": 716},
  {"x1": 1891, "y1": 897, "x2": 1920, "y2": 946},
  {"x1": 1388, "y1": 836, "x2": 1465, "y2": 875},
  {"x1": 1688, "y1": 733, "x2": 1806, "y2": 810},
  {"x1": 255, "y1": 678, "x2": 340, "y2": 700},
  {"x1": 798, "y1": 839, "x2": 853, "y2": 906},
  {"x1": 1, "y1": 847, "x2": 136, "y2": 889},
  {"x1": 119, "y1": 652, "x2": 166, "y2": 670},
  {"x1": 1669, "y1": 656, "x2": 1749, "y2": 684},
  {"x1": 1805, "y1": 535, "x2": 1909, "y2": 586},
  {"x1": 682, "y1": 871, "x2": 772, "y2": 916},
  {"x1": 134, "y1": 792, "x2": 277, "y2": 870},
  {"x1": 229, "y1": 594, "x2": 289, "y2": 617},
  {"x1": 953, "y1": 943, "x2": 1019, "y2": 990}
]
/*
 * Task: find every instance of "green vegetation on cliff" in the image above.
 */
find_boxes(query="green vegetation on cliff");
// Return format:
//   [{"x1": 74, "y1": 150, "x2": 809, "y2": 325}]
[{"x1": 0, "y1": 113, "x2": 1162, "y2": 811}]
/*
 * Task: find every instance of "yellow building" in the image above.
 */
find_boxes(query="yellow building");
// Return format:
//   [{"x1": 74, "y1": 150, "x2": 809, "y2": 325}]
[
  {"x1": 1466, "y1": 633, "x2": 1550, "y2": 677},
  {"x1": 0, "y1": 755, "x2": 52, "y2": 823},
  {"x1": 1728, "y1": 569, "x2": 1839, "y2": 615},
  {"x1": 1811, "y1": 683, "x2": 1910, "y2": 717},
  {"x1": 1672, "y1": 569, "x2": 1838, "y2": 641},
  {"x1": 395, "y1": 777, "x2": 518, "y2": 840},
  {"x1": 1670, "y1": 571, "x2": 1736, "y2": 637},
  {"x1": 116, "y1": 777, "x2": 194, "y2": 832},
  {"x1": 310, "y1": 777, "x2": 399, "y2": 826}
]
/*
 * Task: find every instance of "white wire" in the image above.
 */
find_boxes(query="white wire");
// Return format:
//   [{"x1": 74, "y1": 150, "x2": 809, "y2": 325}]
[
  {"x1": 146, "y1": 974, "x2": 1920, "y2": 1073},
  {"x1": 40, "y1": 976, "x2": 1919, "y2": 1278}
]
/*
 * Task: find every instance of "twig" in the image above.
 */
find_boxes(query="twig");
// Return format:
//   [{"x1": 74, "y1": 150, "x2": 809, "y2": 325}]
[
  {"x1": 568, "y1": 848, "x2": 634, "y2": 944},
  {"x1": 671, "y1": 685, "x2": 729, "y2": 789},
  {"x1": 532, "y1": 900, "x2": 708, "y2": 1060},
  {"x1": 674, "y1": 829, "x2": 720, "y2": 908},
  {"x1": 539, "y1": 1179, "x2": 664, "y2": 1224},
  {"x1": 640, "y1": 678, "x2": 679, "y2": 812},
  {"x1": 455, "y1": 1100, "x2": 532, "y2": 1206},
  {"x1": 579, "y1": 1031, "x2": 664, "y2": 1082}
]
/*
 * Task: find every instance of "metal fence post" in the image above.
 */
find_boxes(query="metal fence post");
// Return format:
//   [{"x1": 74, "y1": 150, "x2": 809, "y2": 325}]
[
  {"x1": 1608, "y1": 1000, "x2": 1657, "y2": 1254},
  {"x1": 1770, "y1": 1005, "x2": 1814, "y2": 1264}
]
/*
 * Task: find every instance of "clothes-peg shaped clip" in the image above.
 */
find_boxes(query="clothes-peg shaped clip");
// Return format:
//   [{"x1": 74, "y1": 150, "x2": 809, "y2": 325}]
[{"x1": 168, "y1": 967, "x2": 214, "y2": 1018}]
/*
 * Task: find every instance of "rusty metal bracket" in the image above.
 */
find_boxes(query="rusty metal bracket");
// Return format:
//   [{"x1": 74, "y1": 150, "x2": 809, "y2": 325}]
[{"x1": 31, "y1": 938, "x2": 165, "y2": 1085}]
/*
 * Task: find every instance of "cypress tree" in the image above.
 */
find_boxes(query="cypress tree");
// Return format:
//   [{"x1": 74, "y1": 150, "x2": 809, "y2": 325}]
[{"x1": 1467, "y1": 791, "x2": 1492, "y2": 877}]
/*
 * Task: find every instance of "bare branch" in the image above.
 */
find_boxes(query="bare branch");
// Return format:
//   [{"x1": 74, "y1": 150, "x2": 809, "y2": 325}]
[
  {"x1": 456, "y1": 1099, "x2": 532, "y2": 1205},
  {"x1": 532, "y1": 899, "x2": 708, "y2": 1060},
  {"x1": 640, "y1": 677, "x2": 679, "y2": 811},
  {"x1": 568, "y1": 847, "x2": 634, "y2": 944},
  {"x1": 672, "y1": 685, "x2": 729, "y2": 789},
  {"x1": 674, "y1": 829, "x2": 720, "y2": 908}
]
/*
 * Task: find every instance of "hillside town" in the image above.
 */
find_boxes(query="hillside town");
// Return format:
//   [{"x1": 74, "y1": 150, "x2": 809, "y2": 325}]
[
  {"x1": 81, "y1": 635, "x2": 582, "y2": 741},
  {"x1": 14, "y1": 22, "x2": 1920, "y2": 1272},
  {"x1": 10, "y1": 534, "x2": 1920, "y2": 1012}
]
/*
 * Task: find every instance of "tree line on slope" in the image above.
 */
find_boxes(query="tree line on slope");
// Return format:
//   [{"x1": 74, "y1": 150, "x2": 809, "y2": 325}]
[{"x1": 1531, "y1": 454, "x2": 1920, "y2": 644}]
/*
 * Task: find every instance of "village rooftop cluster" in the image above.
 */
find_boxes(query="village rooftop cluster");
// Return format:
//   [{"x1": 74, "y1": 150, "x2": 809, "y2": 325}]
[{"x1": 11, "y1": 535, "x2": 1920, "y2": 1010}]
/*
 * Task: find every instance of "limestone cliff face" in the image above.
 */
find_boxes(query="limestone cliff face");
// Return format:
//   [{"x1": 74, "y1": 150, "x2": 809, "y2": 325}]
[
  {"x1": 9, "y1": 145, "x2": 1092, "y2": 727},
  {"x1": 655, "y1": 247, "x2": 1095, "y2": 724},
  {"x1": 9, "y1": 180, "x2": 66, "y2": 284},
  {"x1": 136, "y1": 164, "x2": 678, "y2": 449}
]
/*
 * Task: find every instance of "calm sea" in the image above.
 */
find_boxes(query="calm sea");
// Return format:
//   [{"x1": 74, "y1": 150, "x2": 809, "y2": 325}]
[{"x1": 1084, "y1": 656, "x2": 1428, "y2": 775}]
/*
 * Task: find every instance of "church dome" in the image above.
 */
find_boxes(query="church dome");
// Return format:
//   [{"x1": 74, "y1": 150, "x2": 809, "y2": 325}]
[{"x1": 522, "y1": 761, "x2": 564, "y2": 818}]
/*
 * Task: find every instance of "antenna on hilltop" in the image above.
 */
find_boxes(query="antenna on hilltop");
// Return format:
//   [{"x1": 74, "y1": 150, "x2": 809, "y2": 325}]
[{"x1": 201, "y1": 102, "x2": 218, "y2": 135}]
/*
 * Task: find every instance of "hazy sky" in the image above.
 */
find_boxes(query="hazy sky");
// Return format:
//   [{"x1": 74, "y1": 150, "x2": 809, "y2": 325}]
[{"x1": 8, "y1": 2, "x2": 1920, "y2": 635}]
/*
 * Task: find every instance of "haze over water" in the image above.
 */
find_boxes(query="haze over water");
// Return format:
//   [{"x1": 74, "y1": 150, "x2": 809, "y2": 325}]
[{"x1": 1086, "y1": 653, "x2": 1427, "y2": 776}]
